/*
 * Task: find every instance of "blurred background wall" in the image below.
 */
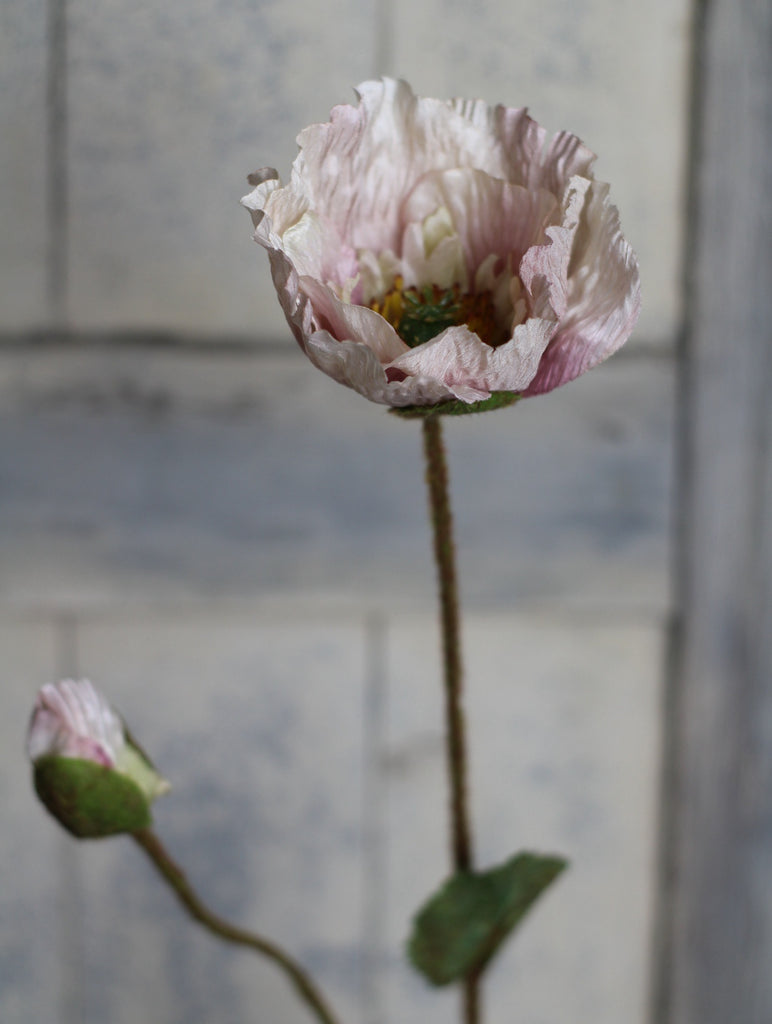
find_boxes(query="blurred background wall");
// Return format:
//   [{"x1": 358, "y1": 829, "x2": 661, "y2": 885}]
[
  {"x1": 2, "y1": 0, "x2": 687, "y2": 340},
  {"x1": 1, "y1": 1, "x2": 770, "y2": 1023}
]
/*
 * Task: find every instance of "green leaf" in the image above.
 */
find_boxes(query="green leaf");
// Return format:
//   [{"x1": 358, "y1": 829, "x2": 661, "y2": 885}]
[
  {"x1": 407, "y1": 851, "x2": 567, "y2": 985},
  {"x1": 33, "y1": 755, "x2": 152, "y2": 839},
  {"x1": 390, "y1": 391, "x2": 520, "y2": 419}
]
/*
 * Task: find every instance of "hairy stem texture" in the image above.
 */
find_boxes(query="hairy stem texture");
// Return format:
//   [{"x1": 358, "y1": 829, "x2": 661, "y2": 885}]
[
  {"x1": 132, "y1": 829, "x2": 342, "y2": 1024},
  {"x1": 422, "y1": 416, "x2": 480, "y2": 1024}
]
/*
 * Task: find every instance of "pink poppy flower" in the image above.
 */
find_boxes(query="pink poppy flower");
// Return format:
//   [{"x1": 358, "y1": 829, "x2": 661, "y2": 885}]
[{"x1": 242, "y1": 79, "x2": 640, "y2": 410}]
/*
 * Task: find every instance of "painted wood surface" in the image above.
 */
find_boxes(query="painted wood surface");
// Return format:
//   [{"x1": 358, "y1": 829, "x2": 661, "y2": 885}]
[
  {"x1": 0, "y1": 0, "x2": 688, "y2": 341},
  {"x1": 382, "y1": 615, "x2": 663, "y2": 1024},
  {"x1": 660, "y1": 1, "x2": 772, "y2": 1022},
  {"x1": 0, "y1": 0, "x2": 48, "y2": 327},
  {"x1": 0, "y1": 0, "x2": 715, "y2": 1021},
  {"x1": 0, "y1": 332, "x2": 673, "y2": 1023},
  {"x1": 64, "y1": 0, "x2": 378, "y2": 336},
  {"x1": 74, "y1": 617, "x2": 369, "y2": 1024},
  {"x1": 0, "y1": 345, "x2": 673, "y2": 615},
  {"x1": 5, "y1": 609, "x2": 663, "y2": 1024}
]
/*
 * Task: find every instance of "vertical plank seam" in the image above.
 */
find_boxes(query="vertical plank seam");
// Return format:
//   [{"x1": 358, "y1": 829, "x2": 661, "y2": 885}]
[
  {"x1": 46, "y1": 0, "x2": 68, "y2": 325},
  {"x1": 648, "y1": 0, "x2": 711, "y2": 1021},
  {"x1": 742, "y1": 243, "x2": 772, "y2": 1013},
  {"x1": 361, "y1": 610, "x2": 388, "y2": 1024}
]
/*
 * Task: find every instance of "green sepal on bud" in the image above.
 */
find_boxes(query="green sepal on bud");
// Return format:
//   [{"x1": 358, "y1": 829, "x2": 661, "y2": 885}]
[
  {"x1": 407, "y1": 851, "x2": 567, "y2": 986},
  {"x1": 33, "y1": 755, "x2": 153, "y2": 838},
  {"x1": 27, "y1": 679, "x2": 170, "y2": 840}
]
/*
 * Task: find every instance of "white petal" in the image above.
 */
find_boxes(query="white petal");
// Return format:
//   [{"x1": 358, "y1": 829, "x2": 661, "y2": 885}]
[
  {"x1": 300, "y1": 277, "x2": 407, "y2": 363},
  {"x1": 280, "y1": 211, "x2": 359, "y2": 288},
  {"x1": 241, "y1": 169, "x2": 282, "y2": 230},
  {"x1": 264, "y1": 247, "x2": 313, "y2": 346},
  {"x1": 400, "y1": 207, "x2": 468, "y2": 291},
  {"x1": 290, "y1": 80, "x2": 573, "y2": 255},
  {"x1": 356, "y1": 248, "x2": 402, "y2": 305},
  {"x1": 401, "y1": 168, "x2": 558, "y2": 283},
  {"x1": 305, "y1": 331, "x2": 455, "y2": 406},
  {"x1": 519, "y1": 175, "x2": 592, "y2": 321}
]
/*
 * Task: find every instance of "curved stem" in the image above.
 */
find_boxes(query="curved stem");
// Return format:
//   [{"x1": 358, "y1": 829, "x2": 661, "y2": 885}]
[
  {"x1": 422, "y1": 417, "x2": 480, "y2": 1024},
  {"x1": 132, "y1": 829, "x2": 342, "y2": 1024}
]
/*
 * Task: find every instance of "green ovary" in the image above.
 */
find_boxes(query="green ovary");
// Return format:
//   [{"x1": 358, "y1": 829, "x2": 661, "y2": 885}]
[{"x1": 372, "y1": 280, "x2": 500, "y2": 349}]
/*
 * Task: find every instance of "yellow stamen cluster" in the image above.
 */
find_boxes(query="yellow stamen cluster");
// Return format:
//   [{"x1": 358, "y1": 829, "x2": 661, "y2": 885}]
[
  {"x1": 371, "y1": 279, "x2": 500, "y2": 349},
  {"x1": 374, "y1": 275, "x2": 408, "y2": 330}
]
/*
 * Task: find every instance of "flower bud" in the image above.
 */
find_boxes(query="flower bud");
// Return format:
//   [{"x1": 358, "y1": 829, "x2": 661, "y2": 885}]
[{"x1": 27, "y1": 679, "x2": 169, "y2": 838}]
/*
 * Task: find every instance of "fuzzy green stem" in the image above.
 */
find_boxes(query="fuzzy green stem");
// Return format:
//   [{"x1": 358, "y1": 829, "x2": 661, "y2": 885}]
[
  {"x1": 422, "y1": 417, "x2": 480, "y2": 1024},
  {"x1": 132, "y1": 829, "x2": 342, "y2": 1024}
]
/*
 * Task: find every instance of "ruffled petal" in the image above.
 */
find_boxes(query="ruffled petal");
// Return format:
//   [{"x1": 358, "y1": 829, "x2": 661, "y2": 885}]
[
  {"x1": 304, "y1": 331, "x2": 455, "y2": 406},
  {"x1": 291, "y1": 80, "x2": 565, "y2": 254},
  {"x1": 265, "y1": 247, "x2": 311, "y2": 346},
  {"x1": 519, "y1": 175, "x2": 592, "y2": 322},
  {"x1": 241, "y1": 168, "x2": 282, "y2": 231},
  {"x1": 280, "y1": 212, "x2": 360, "y2": 288},
  {"x1": 400, "y1": 206, "x2": 468, "y2": 292},
  {"x1": 401, "y1": 168, "x2": 558, "y2": 284},
  {"x1": 388, "y1": 317, "x2": 555, "y2": 400},
  {"x1": 535, "y1": 130, "x2": 597, "y2": 195},
  {"x1": 243, "y1": 181, "x2": 359, "y2": 291},
  {"x1": 300, "y1": 276, "x2": 408, "y2": 362},
  {"x1": 525, "y1": 180, "x2": 641, "y2": 395}
]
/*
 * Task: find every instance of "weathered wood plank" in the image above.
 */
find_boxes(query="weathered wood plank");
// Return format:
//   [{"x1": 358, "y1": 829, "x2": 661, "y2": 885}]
[
  {"x1": 0, "y1": 0, "x2": 48, "y2": 327},
  {"x1": 0, "y1": 346, "x2": 673, "y2": 615},
  {"x1": 0, "y1": 1, "x2": 689, "y2": 348},
  {"x1": 381, "y1": 614, "x2": 664, "y2": 1024},
  {"x1": 73, "y1": 615, "x2": 369, "y2": 1024},
  {"x1": 64, "y1": 0, "x2": 377, "y2": 336},
  {"x1": 662, "y1": 0, "x2": 772, "y2": 1021}
]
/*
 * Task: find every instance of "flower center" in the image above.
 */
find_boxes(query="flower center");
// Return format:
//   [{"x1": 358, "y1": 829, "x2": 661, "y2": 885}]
[{"x1": 371, "y1": 278, "x2": 499, "y2": 349}]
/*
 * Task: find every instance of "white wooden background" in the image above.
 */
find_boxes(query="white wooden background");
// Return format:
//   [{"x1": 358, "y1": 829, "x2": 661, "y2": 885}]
[{"x1": 2, "y1": 0, "x2": 769, "y2": 1022}]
